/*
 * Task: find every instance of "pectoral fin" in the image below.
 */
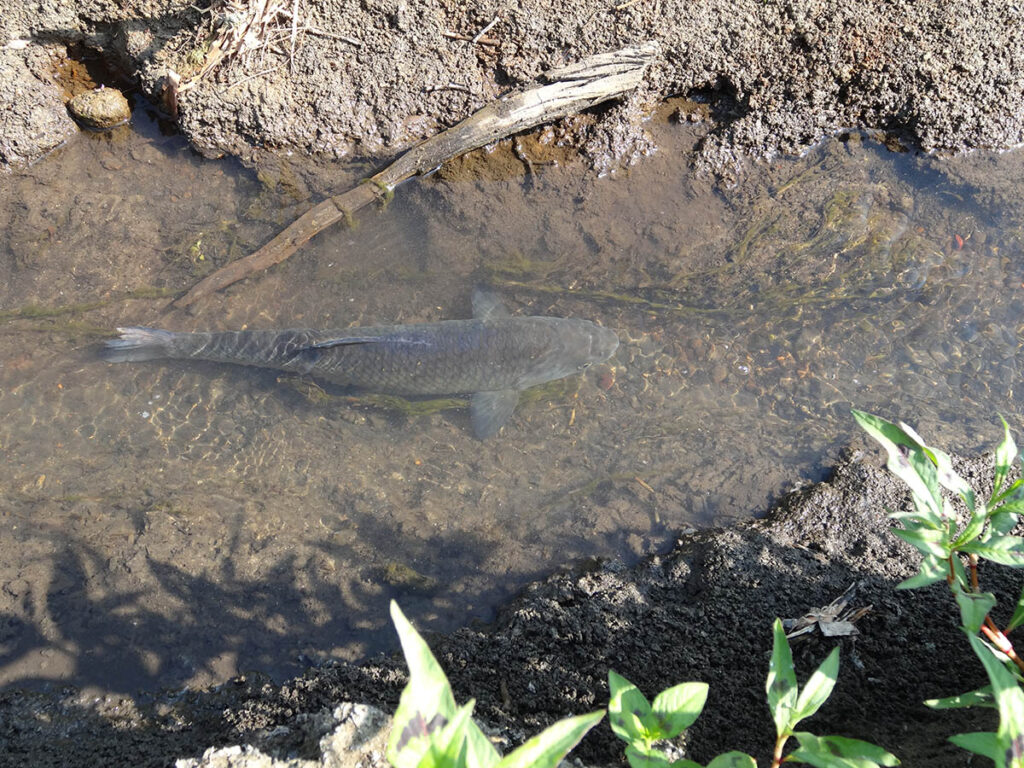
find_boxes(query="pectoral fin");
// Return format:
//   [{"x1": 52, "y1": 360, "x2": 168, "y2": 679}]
[
  {"x1": 471, "y1": 287, "x2": 511, "y2": 321},
  {"x1": 471, "y1": 389, "x2": 519, "y2": 439}
]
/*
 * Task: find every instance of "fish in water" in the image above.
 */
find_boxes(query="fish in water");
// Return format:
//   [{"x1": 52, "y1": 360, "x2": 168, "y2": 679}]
[{"x1": 102, "y1": 289, "x2": 619, "y2": 439}]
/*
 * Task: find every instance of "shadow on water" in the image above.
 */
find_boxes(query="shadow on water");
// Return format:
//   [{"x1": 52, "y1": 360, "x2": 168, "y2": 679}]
[
  {"x1": 0, "y1": 502, "x2": 506, "y2": 693},
  {"x1": 0, "y1": 476, "x2": 687, "y2": 694}
]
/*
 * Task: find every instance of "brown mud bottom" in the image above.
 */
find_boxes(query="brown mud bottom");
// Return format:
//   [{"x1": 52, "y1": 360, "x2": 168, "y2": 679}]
[{"x1": 1, "y1": 450, "x2": 1020, "y2": 767}]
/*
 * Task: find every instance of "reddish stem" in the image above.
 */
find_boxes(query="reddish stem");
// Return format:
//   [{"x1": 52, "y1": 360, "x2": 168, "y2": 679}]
[
  {"x1": 969, "y1": 553, "x2": 980, "y2": 592},
  {"x1": 771, "y1": 735, "x2": 786, "y2": 768},
  {"x1": 981, "y1": 621, "x2": 1024, "y2": 674}
]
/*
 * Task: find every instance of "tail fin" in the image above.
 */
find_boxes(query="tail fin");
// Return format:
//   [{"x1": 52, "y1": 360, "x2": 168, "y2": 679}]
[{"x1": 101, "y1": 327, "x2": 179, "y2": 363}]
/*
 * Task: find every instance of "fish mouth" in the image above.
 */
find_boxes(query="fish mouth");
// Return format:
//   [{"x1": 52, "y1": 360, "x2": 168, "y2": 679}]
[{"x1": 590, "y1": 325, "x2": 620, "y2": 362}]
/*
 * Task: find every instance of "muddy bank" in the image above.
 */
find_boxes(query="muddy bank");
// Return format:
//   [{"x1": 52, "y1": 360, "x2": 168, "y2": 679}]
[
  {"x1": 2, "y1": 0, "x2": 1024, "y2": 173},
  {"x1": 2, "y1": 449, "x2": 1020, "y2": 767}
]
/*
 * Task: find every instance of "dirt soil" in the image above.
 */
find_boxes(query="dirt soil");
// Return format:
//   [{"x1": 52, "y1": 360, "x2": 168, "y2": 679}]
[
  {"x1": 3, "y1": 0, "x2": 1024, "y2": 174},
  {"x1": 2, "y1": 449, "x2": 1021, "y2": 767}
]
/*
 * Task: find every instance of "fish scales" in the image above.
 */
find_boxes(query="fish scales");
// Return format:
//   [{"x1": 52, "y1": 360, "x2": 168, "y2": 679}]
[
  {"x1": 102, "y1": 290, "x2": 619, "y2": 438},
  {"x1": 309, "y1": 319, "x2": 579, "y2": 394},
  {"x1": 126, "y1": 319, "x2": 596, "y2": 395}
]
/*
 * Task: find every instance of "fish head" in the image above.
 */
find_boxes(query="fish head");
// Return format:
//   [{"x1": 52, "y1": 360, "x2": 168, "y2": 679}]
[
  {"x1": 518, "y1": 318, "x2": 619, "y2": 388},
  {"x1": 586, "y1": 322, "x2": 621, "y2": 365}
]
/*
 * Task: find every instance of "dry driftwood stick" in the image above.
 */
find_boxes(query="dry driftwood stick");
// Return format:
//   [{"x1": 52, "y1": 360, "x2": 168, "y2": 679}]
[{"x1": 174, "y1": 42, "x2": 658, "y2": 308}]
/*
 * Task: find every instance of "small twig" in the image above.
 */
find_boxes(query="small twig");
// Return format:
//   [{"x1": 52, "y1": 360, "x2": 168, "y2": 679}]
[
  {"x1": 441, "y1": 30, "x2": 498, "y2": 46},
  {"x1": 633, "y1": 477, "x2": 656, "y2": 494},
  {"x1": 289, "y1": 0, "x2": 299, "y2": 67},
  {"x1": 305, "y1": 27, "x2": 361, "y2": 46},
  {"x1": 219, "y1": 64, "x2": 283, "y2": 91},
  {"x1": 427, "y1": 82, "x2": 471, "y2": 93},
  {"x1": 472, "y1": 15, "x2": 499, "y2": 43},
  {"x1": 172, "y1": 42, "x2": 658, "y2": 308},
  {"x1": 162, "y1": 69, "x2": 181, "y2": 119}
]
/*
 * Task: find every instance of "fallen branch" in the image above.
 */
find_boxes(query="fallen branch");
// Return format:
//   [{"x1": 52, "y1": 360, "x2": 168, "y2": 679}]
[{"x1": 173, "y1": 42, "x2": 658, "y2": 308}]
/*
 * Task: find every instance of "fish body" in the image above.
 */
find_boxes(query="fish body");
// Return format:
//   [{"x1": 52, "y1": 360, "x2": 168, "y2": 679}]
[{"x1": 102, "y1": 290, "x2": 618, "y2": 438}]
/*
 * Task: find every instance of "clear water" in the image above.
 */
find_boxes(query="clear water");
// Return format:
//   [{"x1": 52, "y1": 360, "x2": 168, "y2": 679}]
[{"x1": 2, "y1": 100, "x2": 1023, "y2": 694}]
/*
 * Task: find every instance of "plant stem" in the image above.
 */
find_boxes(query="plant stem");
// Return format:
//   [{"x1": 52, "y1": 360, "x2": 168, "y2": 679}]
[
  {"x1": 981, "y1": 621, "x2": 1024, "y2": 674},
  {"x1": 771, "y1": 733, "x2": 788, "y2": 768}
]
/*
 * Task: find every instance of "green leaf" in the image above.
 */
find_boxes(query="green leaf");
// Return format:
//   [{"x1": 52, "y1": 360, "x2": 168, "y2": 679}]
[
  {"x1": 669, "y1": 761, "x2": 704, "y2": 768},
  {"x1": 608, "y1": 671, "x2": 654, "y2": 745},
  {"x1": 898, "y1": 420, "x2": 975, "y2": 513},
  {"x1": 932, "y1": 450, "x2": 977, "y2": 514},
  {"x1": 967, "y1": 634, "x2": 1024, "y2": 766},
  {"x1": 992, "y1": 497, "x2": 1024, "y2": 516},
  {"x1": 887, "y1": 510, "x2": 943, "y2": 530},
  {"x1": 400, "y1": 700, "x2": 475, "y2": 768},
  {"x1": 790, "y1": 733, "x2": 900, "y2": 767},
  {"x1": 624, "y1": 745, "x2": 671, "y2": 768},
  {"x1": 953, "y1": 508, "x2": 988, "y2": 549},
  {"x1": 992, "y1": 417, "x2": 1018, "y2": 502},
  {"x1": 496, "y1": 710, "x2": 604, "y2": 768},
  {"x1": 428, "y1": 701, "x2": 476, "y2": 768},
  {"x1": 954, "y1": 585, "x2": 997, "y2": 634},
  {"x1": 651, "y1": 682, "x2": 709, "y2": 739},
  {"x1": 895, "y1": 554, "x2": 948, "y2": 590},
  {"x1": 852, "y1": 411, "x2": 942, "y2": 519},
  {"x1": 389, "y1": 602, "x2": 461, "y2": 768},
  {"x1": 1007, "y1": 584, "x2": 1024, "y2": 633},
  {"x1": 961, "y1": 536, "x2": 1024, "y2": 567},
  {"x1": 993, "y1": 478, "x2": 1024, "y2": 508},
  {"x1": 925, "y1": 686, "x2": 995, "y2": 709},
  {"x1": 793, "y1": 647, "x2": 840, "y2": 723},
  {"x1": 767, "y1": 618, "x2": 798, "y2": 738},
  {"x1": 948, "y1": 732, "x2": 1002, "y2": 761},
  {"x1": 890, "y1": 526, "x2": 950, "y2": 559},
  {"x1": 950, "y1": 552, "x2": 970, "y2": 590},
  {"x1": 464, "y1": 719, "x2": 502, "y2": 768},
  {"x1": 705, "y1": 753, "x2": 757, "y2": 768},
  {"x1": 992, "y1": 508, "x2": 1023, "y2": 536}
]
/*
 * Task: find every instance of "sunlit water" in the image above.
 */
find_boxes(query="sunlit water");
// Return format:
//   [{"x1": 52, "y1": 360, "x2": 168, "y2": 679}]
[{"x1": 2, "y1": 101, "x2": 1023, "y2": 694}]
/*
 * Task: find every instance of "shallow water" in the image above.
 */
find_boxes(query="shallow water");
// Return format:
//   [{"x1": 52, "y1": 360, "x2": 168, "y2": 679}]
[{"x1": 2, "y1": 101, "x2": 1023, "y2": 694}]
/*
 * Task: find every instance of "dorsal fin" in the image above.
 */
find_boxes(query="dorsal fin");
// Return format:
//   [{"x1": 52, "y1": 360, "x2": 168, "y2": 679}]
[{"x1": 472, "y1": 287, "x2": 510, "y2": 321}]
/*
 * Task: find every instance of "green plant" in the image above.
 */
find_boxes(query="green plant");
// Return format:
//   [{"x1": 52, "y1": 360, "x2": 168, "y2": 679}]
[
  {"x1": 387, "y1": 601, "x2": 604, "y2": 768},
  {"x1": 609, "y1": 620, "x2": 898, "y2": 768},
  {"x1": 854, "y1": 410, "x2": 1024, "y2": 768}
]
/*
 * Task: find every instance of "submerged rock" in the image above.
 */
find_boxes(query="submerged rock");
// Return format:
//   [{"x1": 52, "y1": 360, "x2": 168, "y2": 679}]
[{"x1": 68, "y1": 87, "x2": 131, "y2": 130}]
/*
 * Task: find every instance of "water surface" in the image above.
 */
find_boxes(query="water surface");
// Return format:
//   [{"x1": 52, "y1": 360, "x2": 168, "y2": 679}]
[{"x1": 2, "y1": 101, "x2": 1023, "y2": 693}]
